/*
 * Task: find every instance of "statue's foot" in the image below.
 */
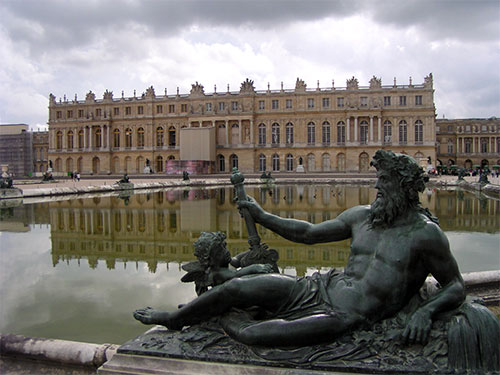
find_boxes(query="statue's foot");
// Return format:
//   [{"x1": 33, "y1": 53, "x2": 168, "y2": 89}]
[{"x1": 133, "y1": 307, "x2": 184, "y2": 330}]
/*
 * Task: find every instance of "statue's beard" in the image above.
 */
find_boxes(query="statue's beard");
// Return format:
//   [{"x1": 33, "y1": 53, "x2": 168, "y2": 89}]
[{"x1": 369, "y1": 190, "x2": 408, "y2": 228}]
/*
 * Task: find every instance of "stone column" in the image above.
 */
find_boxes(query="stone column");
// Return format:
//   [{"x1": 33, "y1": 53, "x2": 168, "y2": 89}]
[
  {"x1": 250, "y1": 119, "x2": 254, "y2": 144},
  {"x1": 378, "y1": 117, "x2": 382, "y2": 144},
  {"x1": 369, "y1": 116, "x2": 374, "y2": 143},
  {"x1": 239, "y1": 120, "x2": 242, "y2": 145},
  {"x1": 225, "y1": 121, "x2": 229, "y2": 145},
  {"x1": 84, "y1": 127, "x2": 87, "y2": 149},
  {"x1": 346, "y1": 117, "x2": 351, "y2": 142},
  {"x1": 354, "y1": 117, "x2": 358, "y2": 143}
]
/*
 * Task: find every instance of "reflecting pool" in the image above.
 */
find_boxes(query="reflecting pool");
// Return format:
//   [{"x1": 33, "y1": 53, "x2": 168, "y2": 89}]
[{"x1": 0, "y1": 185, "x2": 499, "y2": 344}]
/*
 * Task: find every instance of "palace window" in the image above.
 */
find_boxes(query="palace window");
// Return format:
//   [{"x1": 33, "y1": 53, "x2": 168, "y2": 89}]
[
  {"x1": 137, "y1": 106, "x2": 144, "y2": 115},
  {"x1": 322, "y1": 98, "x2": 330, "y2": 108},
  {"x1": 218, "y1": 102, "x2": 225, "y2": 111},
  {"x1": 230, "y1": 154, "x2": 238, "y2": 170},
  {"x1": 285, "y1": 99, "x2": 292, "y2": 109},
  {"x1": 113, "y1": 129, "x2": 120, "y2": 148},
  {"x1": 285, "y1": 122, "x2": 294, "y2": 145},
  {"x1": 447, "y1": 140, "x2": 453, "y2": 154},
  {"x1": 337, "y1": 97, "x2": 344, "y2": 108},
  {"x1": 95, "y1": 108, "x2": 102, "y2": 117},
  {"x1": 67, "y1": 110, "x2": 73, "y2": 118},
  {"x1": 337, "y1": 121, "x2": 345, "y2": 145},
  {"x1": 481, "y1": 138, "x2": 488, "y2": 153},
  {"x1": 272, "y1": 100, "x2": 279, "y2": 109},
  {"x1": 384, "y1": 96, "x2": 391, "y2": 106},
  {"x1": 231, "y1": 101, "x2": 239, "y2": 111},
  {"x1": 95, "y1": 127, "x2": 102, "y2": 148},
  {"x1": 286, "y1": 154, "x2": 294, "y2": 171},
  {"x1": 271, "y1": 123, "x2": 280, "y2": 145},
  {"x1": 415, "y1": 95, "x2": 423, "y2": 106},
  {"x1": 56, "y1": 131, "x2": 63, "y2": 149},
  {"x1": 114, "y1": 107, "x2": 119, "y2": 116},
  {"x1": 415, "y1": 120, "x2": 423, "y2": 144},
  {"x1": 360, "y1": 121, "x2": 368, "y2": 144},
  {"x1": 399, "y1": 120, "x2": 407, "y2": 144},
  {"x1": 78, "y1": 130, "x2": 84, "y2": 148},
  {"x1": 168, "y1": 126, "x2": 176, "y2": 146},
  {"x1": 258, "y1": 100, "x2": 265, "y2": 110},
  {"x1": 206, "y1": 103, "x2": 212, "y2": 112},
  {"x1": 383, "y1": 121, "x2": 392, "y2": 144},
  {"x1": 156, "y1": 127, "x2": 164, "y2": 146},
  {"x1": 399, "y1": 96, "x2": 406, "y2": 106},
  {"x1": 360, "y1": 97, "x2": 368, "y2": 107},
  {"x1": 137, "y1": 127, "x2": 145, "y2": 147},
  {"x1": 465, "y1": 138, "x2": 472, "y2": 153},
  {"x1": 181, "y1": 104, "x2": 187, "y2": 112},
  {"x1": 258, "y1": 123, "x2": 266, "y2": 145},
  {"x1": 125, "y1": 107, "x2": 131, "y2": 115},
  {"x1": 307, "y1": 122, "x2": 316, "y2": 145},
  {"x1": 272, "y1": 154, "x2": 280, "y2": 171},
  {"x1": 125, "y1": 128, "x2": 132, "y2": 147},
  {"x1": 259, "y1": 154, "x2": 266, "y2": 172},
  {"x1": 322, "y1": 121, "x2": 331, "y2": 145},
  {"x1": 156, "y1": 105, "x2": 163, "y2": 114},
  {"x1": 67, "y1": 131, "x2": 74, "y2": 149},
  {"x1": 78, "y1": 109, "x2": 84, "y2": 118},
  {"x1": 307, "y1": 98, "x2": 315, "y2": 108},
  {"x1": 217, "y1": 155, "x2": 225, "y2": 172},
  {"x1": 56, "y1": 111, "x2": 62, "y2": 119}
]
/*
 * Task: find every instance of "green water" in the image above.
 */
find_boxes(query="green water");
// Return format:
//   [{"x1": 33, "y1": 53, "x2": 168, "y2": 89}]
[{"x1": 0, "y1": 185, "x2": 498, "y2": 344}]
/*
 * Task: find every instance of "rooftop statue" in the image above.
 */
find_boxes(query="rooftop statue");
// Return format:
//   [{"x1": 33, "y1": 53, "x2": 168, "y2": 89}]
[{"x1": 133, "y1": 150, "x2": 499, "y2": 371}]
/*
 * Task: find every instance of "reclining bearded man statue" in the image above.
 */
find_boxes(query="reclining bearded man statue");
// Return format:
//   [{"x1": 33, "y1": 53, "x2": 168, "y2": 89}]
[{"x1": 134, "y1": 150, "x2": 473, "y2": 350}]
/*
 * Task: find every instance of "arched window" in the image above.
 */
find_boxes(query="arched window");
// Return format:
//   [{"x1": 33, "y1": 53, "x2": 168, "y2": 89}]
[
  {"x1": 322, "y1": 121, "x2": 331, "y2": 145},
  {"x1": 399, "y1": 120, "x2": 407, "y2": 145},
  {"x1": 307, "y1": 122, "x2": 315, "y2": 145},
  {"x1": 336, "y1": 153, "x2": 346, "y2": 171},
  {"x1": 286, "y1": 154, "x2": 294, "y2": 171},
  {"x1": 231, "y1": 123, "x2": 239, "y2": 145},
  {"x1": 259, "y1": 154, "x2": 266, "y2": 172},
  {"x1": 217, "y1": 154, "x2": 225, "y2": 172},
  {"x1": 95, "y1": 127, "x2": 102, "y2": 148},
  {"x1": 307, "y1": 153, "x2": 315, "y2": 171},
  {"x1": 271, "y1": 123, "x2": 280, "y2": 145},
  {"x1": 113, "y1": 129, "x2": 120, "y2": 148},
  {"x1": 285, "y1": 122, "x2": 294, "y2": 145},
  {"x1": 337, "y1": 121, "x2": 345, "y2": 145},
  {"x1": 156, "y1": 156, "x2": 164, "y2": 172},
  {"x1": 322, "y1": 153, "x2": 331, "y2": 171},
  {"x1": 383, "y1": 120, "x2": 392, "y2": 144},
  {"x1": 125, "y1": 128, "x2": 132, "y2": 147},
  {"x1": 67, "y1": 131, "x2": 74, "y2": 149},
  {"x1": 56, "y1": 131, "x2": 63, "y2": 149},
  {"x1": 230, "y1": 154, "x2": 238, "y2": 169},
  {"x1": 78, "y1": 130, "x2": 84, "y2": 148},
  {"x1": 168, "y1": 126, "x2": 176, "y2": 147},
  {"x1": 360, "y1": 120, "x2": 368, "y2": 145},
  {"x1": 156, "y1": 127, "x2": 164, "y2": 147},
  {"x1": 415, "y1": 120, "x2": 423, "y2": 144},
  {"x1": 272, "y1": 154, "x2": 280, "y2": 171},
  {"x1": 137, "y1": 127, "x2": 145, "y2": 147},
  {"x1": 258, "y1": 123, "x2": 266, "y2": 145}
]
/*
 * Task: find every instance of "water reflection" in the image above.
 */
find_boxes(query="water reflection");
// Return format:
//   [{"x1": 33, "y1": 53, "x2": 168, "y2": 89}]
[{"x1": 2, "y1": 186, "x2": 499, "y2": 276}]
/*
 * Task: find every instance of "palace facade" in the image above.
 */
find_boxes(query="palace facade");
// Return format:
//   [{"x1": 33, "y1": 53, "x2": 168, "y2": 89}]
[
  {"x1": 436, "y1": 118, "x2": 500, "y2": 169},
  {"x1": 47, "y1": 75, "x2": 437, "y2": 175}
]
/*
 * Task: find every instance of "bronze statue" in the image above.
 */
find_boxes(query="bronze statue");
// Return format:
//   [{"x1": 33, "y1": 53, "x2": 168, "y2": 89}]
[{"x1": 134, "y1": 150, "x2": 467, "y2": 348}]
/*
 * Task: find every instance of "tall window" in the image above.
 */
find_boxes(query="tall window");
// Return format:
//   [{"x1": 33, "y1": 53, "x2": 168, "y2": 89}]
[
  {"x1": 415, "y1": 120, "x2": 423, "y2": 144},
  {"x1": 285, "y1": 122, "x2": 294, "y2": 145},
  {"x1": 360, "y1": 121, "x2": 368, "y2": 145},
  {"x1": 258, "y1": 123, "x2": 266, "y2": 145},
  {"x1": 95, "y1": 127, "x2": 102, "y2": 148},
  {"x1": 307, "y1": 98, "x2": 314, "y2": 108},
  {"x1": 56, "y1": 131, "x2": 63, "y2": 149},
  {"x1": 218, "y1": 102, "x2": 225, "y2": 111},
  {"x1": 217, "y1": 155, "x2": 225, "y2": 172},
  {"x1": 322, "y1": 121, "x2": 331, "y2": 145},
  {"x1": 156, "y1": 127, "x2": 164, "y2": 146},
  {"x1": 337, "y1": 97, "x2": 344, "y2": 108},
  {"x1": 322, "y1": 98, "x2": 330, "y2": 108},
  {"x1": 384, "y1": 121, "x2": 392, "y2": 144},
  {"x1": 125, "y1": 128, "x2": 132, "y2": 147},
  {"x1": 399, "y1": 96, "x2": 406, "y2": 106},
  {"x1": 258, "y1": 101, "x2": 265, "y2": 110},
  {"x1": 399, "y1": 120, "x2": 407, "y2": 144},
  {"x1": 67, "y1": 131, "x2": 74, "y2": 149},
  {"x1": 156, "y1": 156, "x2": 163, "y2": 172},
  {"x1": 384, "y1": 96, "x2": 391, "y2": 106},
  {"x1": 481, "y1": 138, "x2": 488, "y2": 153},
  {"x1": 286, "y1": 154, "x2": 294, "y2": 171},
  {"x1": 271, "y1": 123, "x2": 280, "y2": 145},
  {"x1": 206, "y1": 103, "x2": 212, "y2": 112},
  {"x1": 272, "y1": 154, "x2": 280, "y2": 171},
  {"x1": 337, "y1": 121, "x2": 345, "y2": 145},
  {"x1": 78, "y1": 130, "x2": 84, "y2": 148},
  {"x1": 447, "y1": 140, "x2": 454, "y2": 154},
  {"x1": 113, "y1": 129, "x2": 120, "y2": 148},
  {"x1": 230, "y1": 154, "x2": 238, "y2": 169},
  {"x1": 415, "y1": 95, "x2": 423, "y2": 105},
  {"x1": 168, "y1": 126, "x2": 176, "y2": 146},
  {"x1": 465, "y1": 138, "x2": 472, "y2": 153},
  {"x1": 231, "y1": 101, "x2": 238, "y2": 111},
  {"x1": 259, "y1": 154, "x2": 266, "y2": 172},
  {"x1": 137, "y1": 127, "x2": 145, "y2": 147},
  {"x1": 272, "y1": 100, "x2": 279, "y2": 109},
  {"x1": 156, "y1": 105, "x2": 163, "y2": 114},
  {"x1": 285, "y1": 99, "x2": 292, "y2": 109},
  {"x1": 138, "y1": 106, "x2": 144, "y2": 115},
  {"x1": 307, "y1": 122, "x2": 315, "y2": 145}
]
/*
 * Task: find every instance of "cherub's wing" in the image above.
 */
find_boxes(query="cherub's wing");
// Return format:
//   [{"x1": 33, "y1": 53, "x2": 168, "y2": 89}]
[
  {"x1": 181, "y1": 261, "x2": 207, "y2": 283},
  {"x1": 182, "y1": 260, "x2": 202, "y2": 272}
]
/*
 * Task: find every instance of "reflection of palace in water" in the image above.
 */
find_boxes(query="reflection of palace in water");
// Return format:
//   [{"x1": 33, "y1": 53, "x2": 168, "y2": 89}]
[{"x1": 5, "y1": 186, "x2": 498, "y2": 276}]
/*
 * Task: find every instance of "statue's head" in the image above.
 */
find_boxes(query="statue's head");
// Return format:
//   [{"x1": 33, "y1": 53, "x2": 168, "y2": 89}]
[
  {"x1": 194, "y1": 232, "x2": 232, "y2": 268},
  {"x1": 369, "y1": 150, "x2": 427, "y2": 227}
]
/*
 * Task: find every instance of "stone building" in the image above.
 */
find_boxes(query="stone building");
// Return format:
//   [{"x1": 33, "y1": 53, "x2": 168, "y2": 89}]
[
  {"x1": 436, "y1": 118, "x2": 500, "y2": 169},
  {"x1": 32, "y1": 130, "x2": 49, "y2": 174},
  {"x1": 0, "y1": 124, "x2": 33, "y2": 177},
  {"x1": 47, "y1": 75, "x2": 437, "y2": 175}
]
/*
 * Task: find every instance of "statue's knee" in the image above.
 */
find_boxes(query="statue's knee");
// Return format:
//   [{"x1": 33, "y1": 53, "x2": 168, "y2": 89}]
[
  {"x1": 223, "y1": 277, "x2": 245, "y2": 296},
  {"x1": 236, "y1": 326, "x2": 260, "y2": 346}
]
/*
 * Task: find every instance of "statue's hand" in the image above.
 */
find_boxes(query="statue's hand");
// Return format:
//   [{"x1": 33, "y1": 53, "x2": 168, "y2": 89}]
[
  {"x1": 246, "y1": 263, "x2": 274, "y2": 274},
  {"x1": 402, "y1": 309, "x2": 432, "y2": 345},
  {"x1": 236, "y1": 196, "x2": 263, "y2": 221}
]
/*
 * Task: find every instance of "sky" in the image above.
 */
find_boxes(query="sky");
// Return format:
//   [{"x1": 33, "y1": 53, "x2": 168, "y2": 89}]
[{"x1": 0, "y1": 0, "x2": 499, "y2": 131}]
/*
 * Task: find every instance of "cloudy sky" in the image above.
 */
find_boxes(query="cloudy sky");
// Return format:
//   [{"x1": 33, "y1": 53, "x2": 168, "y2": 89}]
[{"x1": 0, "y1": 0, "x2": 498, "y2": 130}]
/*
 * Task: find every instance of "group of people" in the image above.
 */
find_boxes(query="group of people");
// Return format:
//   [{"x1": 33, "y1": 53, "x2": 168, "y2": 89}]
[{"x1": 69, "y1": 171, "x2": 80, "y2": 181}]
